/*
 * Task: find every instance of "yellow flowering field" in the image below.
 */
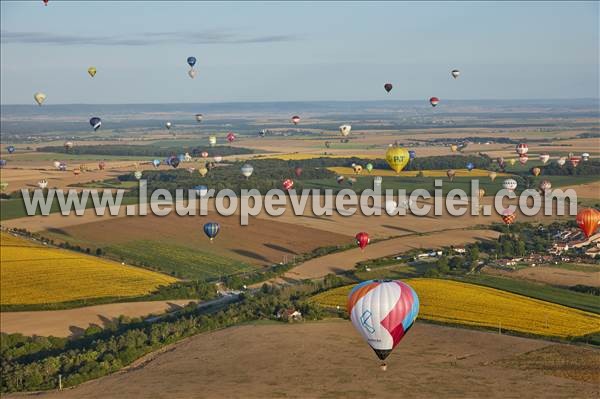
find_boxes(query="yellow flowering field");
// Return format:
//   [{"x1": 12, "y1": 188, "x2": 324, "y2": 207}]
[
  {"x1": 327, "y1": 167, "x2": 511, "y2": 178},
  {"x1": 310, "y1": 279, "x2": 600, "y2": 338},
  {"x1": 0, "y1": 233, "x2": 177, "y2": 305}
]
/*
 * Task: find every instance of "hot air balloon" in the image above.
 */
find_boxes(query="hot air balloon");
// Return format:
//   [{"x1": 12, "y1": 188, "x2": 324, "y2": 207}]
[
  {"x1": 365, "y1": 163, "x2": 373, "y2": 173},
  {"x1": 429, "y1": 97, "x2": 440, "y2": 107},
  {"x1": 478, "y1": 188, "x2": 486, "y2": 201},
  {"x1": 187, "y1": 57, "x2": 197, "y2": 68},
  {"x1": 501, "y1": 210, "x2": 516, "y2": 225},
  {"x1": 502, "y1": 178, "x2": 517, "y2": 192},
  {"x1": 152, "y1": 159, "x2": 161, "y2": 168},
  {"x1": 188, "y1": 69, "x2": 197, "y2": 79},
  {"x1": 353, "y1": 164, "x2": 363, "y2": 174},
  {"x1": 7, "y1": 146, "x2": 15, "y2": 154},
  {"x1": 187, "y1": 167, "x2": 195, "y2": 174},
  {"x1": 450, "y1": 144, "x2": 458, "y2": 153},
  {"x1": 259, "y1": 129, "x2": 267, "y2": 137},
  {"x1": 0, "y1": 182, "x2": 7, "y2": 191},
  {"x1": 198, "y1": 166, "x2": 208, "y2": 177},
  {"x1": 53, "y1": 161, "x2": 61, "y2": 169},
  {"x1": 203, "y1": 222, "x2": 220, "y2": 241},
  {"x1": 582, "y1": 152, "x2": 590, "y2": 161},
  {"x1": 539, "y1": 153, "x2": 550, "y2": 164},
  {"x1": 576, "y1": 208, "x2": 600, "y2": 238},
  {"x1": 88, "y1": 67, "x2": 97, "y2": 78},
  {"x1": 385, "y1": 200, "x2": 398, "y2": 215},
  {"x1": 98, "y1": 161, "x2": 106, "y2": 170},
  {"x1": 539, "y1": 179, "x2": 552, "y2": 195},
  {"x1": 515, "y1": 143, "x2": 529, "y2": 156},
  {"x1": 348, "y1": 279, "x2": 419, "y2": 370},
  {"x1": 557, "y1": 157, "x2": 566, "y2": 167},
  {"x1": 519, "y1": 155, "x2": 528, "y2": 165},
  {"x1": 195, "y1": 114, "x2": 203, "y2": 123},
  {"x1": 34, "y1": 92, "x2": 46, "y2": 106},
  {"x1": 37, "y1": 179, "x2": 48, "y2": 189},
  {"x1": 134, "y1": 171, "x2": 142, "y2": 180},
  {"x1": 339, "y1": 125, "x2": 352, "y2": 137},
  {"x1": 408, "y1": 150, "x2": 416, "y2": 161},
  {"x1": 446, "y1": 169, "x2": 456, "y2": 181},
  {"x1": 194, "y1": 185, "x2": 208, "y2": 197},
  {"x1": 0, "y1": 160, "x2": 6, "y2": 168},
  {"x1": 451, "y1": 69, "x2": 460, "y2": 79},
  {"x1": 496, "y1": 157, "x2": 505, "y2": 169},
  {"x1": 89, "y1": 117, "x2": 102, "y2": 131},
  {"x1": 201, "y1": 151, "x2": 209, "y2": 158},
  {"x1": 385, "y1": 144, "x2": 410, "y2": 174},
  {"x1": 184, "y1": 153, "x2": 192, "y2": 162},
  {"x1": 325, "y1": 141, "x2": 331, "y2": 149},
  {"x1": 570, "y1": 156, "x2": 581, "y2": 168},
  {"x1": 384, "y1": 83, "x2": 393, "y2": 93},
  {"x1": 466, "y1": 162, "x2": 475, "y2": 172},
  {"x1": 165, "y1": 122, "x2": 172, "y2": 130},
  {"x1": 488, "y1": 171, "x2": 497, "y2": 182},
  {"x1": 336, "y1": 175, "x2": 345, "y2": 184},
  {"x1": 348, "y1": 177, "x2": 357, "y2": 186},
  {"x1": 209, "y1": 136, "x2": 217, "y2": 147},
  {"x1": 355, "y1": 232, "x2": 370, "y2": 250},
  {"x1": 508, "y1": 158, "x2": 516, "y2": 166},
  {"x1": 64, "y1": 141, "x2": 74, "y2": 152},
  {"x1": 73, "y1": 169, "x2": 81, "y2": 176},
  {"x1": 43, "y1": 0, "x2": 48, "y2": 5},
  {"x1": 226, "y1": 132, "x2": 236, "y2": 143},
  {"x1": 373, "y1": 176, "x2": 382, "y2": 189},
  {"x1": 59, "y1": 162, "x2": 67, "y2": 171},
  {"x1": 291, "y1": 115, "x2": 300, "y2": 125},
  {"x1": 530, "y1": 167, "x2": 541, "y2": 177},
  {"x1": 282, "y1": 178, "x2": 294, "y2": 190},
  {"x1": 170, "y1": 156, "x2": 180, "y2": 168},
  {"x1": 241, "y1": 164, "x2": 254, "y2": 179},
  {"x1": 294, "y1": 167, "x2": 303, "y2": 178},
  {"x1": 214, "y1": 156, "x2": 222, "y2": 163}
]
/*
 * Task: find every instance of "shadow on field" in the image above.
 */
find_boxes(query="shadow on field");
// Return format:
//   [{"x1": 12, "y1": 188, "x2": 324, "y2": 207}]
[
  {"x1": 68, "y1": 325, "x2": 86, "y2": 338},
  {"x1": 382, "y1": 225, "x2": 419, "y2": 234},
  {"x1": 263, "y1": 243, "x2": 298, "y2": 255},
  {"x1": 231, "y1": 249, "x2": 270, "y2": 263},
  {"x1": 46, "y1": 227, "x2": 72, "y2": 237}
]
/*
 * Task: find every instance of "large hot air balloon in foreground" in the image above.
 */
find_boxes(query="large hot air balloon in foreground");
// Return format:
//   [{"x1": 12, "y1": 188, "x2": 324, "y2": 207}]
[
  {"x1": 348, "y1": 280, "x2": 419, "y2": 370},
  {"x1": 203, "y1": 222, "x2": 220, "y2": 241},
  {"x1": 576, "y1": 208, "x2": 600, "y2": 238},
  {"x1": 385, "y1": 144, "x2": 410, "y2": 174}
]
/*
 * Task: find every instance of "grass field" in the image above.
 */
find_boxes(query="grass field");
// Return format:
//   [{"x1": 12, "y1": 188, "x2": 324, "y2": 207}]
[
  {"x1": 256, "y1": 153, "x2": 380, "y2": 160},
  {"x1": 310, "y1": 278, "x2": 600, "y2": 339},
  {"x1": 0, "y1": 233, "x2": 177, "y2": 305},
  {"x1": 105, "y1": 240, "x2": 255, "y2": 280}
]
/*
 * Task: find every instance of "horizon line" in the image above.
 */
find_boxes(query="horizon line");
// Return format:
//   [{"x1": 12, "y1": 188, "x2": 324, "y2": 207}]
[{"x1": 2, "y1": 97, "x2": 599, "y2": 107}]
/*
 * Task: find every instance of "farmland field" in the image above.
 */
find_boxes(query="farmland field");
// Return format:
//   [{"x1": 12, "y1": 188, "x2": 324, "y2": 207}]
[
  {"x1": 0, "y1": 233, "x2": 177, "y2": 305},
  {"x1": 21, "y1": 322, "x2": 598, "y2": 399},
  {"x1": 310, "y1": 279, "x2": 600, "y2": 338}
]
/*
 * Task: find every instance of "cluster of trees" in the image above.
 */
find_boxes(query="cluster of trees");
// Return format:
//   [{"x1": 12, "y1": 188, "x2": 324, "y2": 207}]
[
  {"x1": 36, "y1": 145, "x2": 254, "y2": 158},
  {"x1": 535, "y1": 160, "x2": 600, "y2": 176},
  {"x1": 0, "y1": 283, "x2": 328, "y2": 393}
]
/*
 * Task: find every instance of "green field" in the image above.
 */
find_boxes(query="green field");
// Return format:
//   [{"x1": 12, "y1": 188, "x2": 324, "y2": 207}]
[{"x1": 105, "y1": 240, "x2": 255, "y2": 280}]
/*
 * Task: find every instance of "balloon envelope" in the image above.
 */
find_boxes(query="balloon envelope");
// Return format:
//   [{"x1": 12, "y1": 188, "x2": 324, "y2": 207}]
[
  {"x1": 187, "y1": 57, "x2": 197, "y2": 67},
  {"x1": 355, "y1": 232, "x2": 370, "y2": 250},
  {"x1": 385, "y1": 145, "x2": 410, "y2": 174},
  {"x1": 347, "y1": 280, "x2": 419, "y2": 362},
  {"x1": 384, "y1": 83, "x2": 393, "y2": 93},
  {"x1": 88, "y1": 67, "x2": 97, "y2": 77},
  {"x1": 576, "y1": 208, "x2": 600, "y2": 238},
  {"x1": 89, "y1": 117, "x2": 102, "y2": 131},
  {"x1": 203, "y1": 222, "x2": 220, "y2": 241},
  {"x1": 451, "y1": 69, "x2": 460, "y2": 78},
  {"x1": 34, "y1": 92, "x2": 47, "y2": 106}
]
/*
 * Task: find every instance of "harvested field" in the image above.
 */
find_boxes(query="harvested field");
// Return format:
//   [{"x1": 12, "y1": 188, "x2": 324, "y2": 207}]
[
  {"x1": 283, "y1": 229, "x2": 500, "y2": 280},
  {"x1": 0, "y1": 300, "x2": 194, "y2": 338},
  {"x1": 17, "y1": 322, "x2": 599, "y2": 399}
]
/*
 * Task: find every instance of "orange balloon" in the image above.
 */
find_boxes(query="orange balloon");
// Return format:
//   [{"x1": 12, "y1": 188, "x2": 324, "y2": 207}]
[{"x1": 576, "y1": 208, "x2": 600, "y2": 238}]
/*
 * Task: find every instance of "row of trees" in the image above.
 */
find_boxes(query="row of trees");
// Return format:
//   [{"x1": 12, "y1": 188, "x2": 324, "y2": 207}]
[{"x1": 36, "y1": 144, "x2": 254, "y2": 158}]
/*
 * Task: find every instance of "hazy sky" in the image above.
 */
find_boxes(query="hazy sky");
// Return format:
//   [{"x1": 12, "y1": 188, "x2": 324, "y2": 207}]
[{"x1": 1, "y1": 1, "x2": 598, "y2": 104}]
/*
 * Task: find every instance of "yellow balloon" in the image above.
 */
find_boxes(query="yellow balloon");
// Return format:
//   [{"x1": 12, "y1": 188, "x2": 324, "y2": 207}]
[
  {"x1": 450, "y1": 144, "x2": 458, "y2": 153},
  {"x1": 509, "y1": 159, "x2": 516, "y2": 166},
  {"x1": 385, "y1": 145, "x2": 410, "y2": 174},
  {"x1": 88, "y1": 67, "x2": 97, "y2": 77},
  {"x1": 488, "y1": 171, "x2": 497, "y2": 182},
  {"x1": 198, "y1": 166, "x2": 208, "y2": 177}
]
